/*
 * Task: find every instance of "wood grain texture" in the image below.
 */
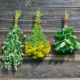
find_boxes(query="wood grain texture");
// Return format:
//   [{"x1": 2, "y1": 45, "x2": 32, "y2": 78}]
[
  {"x1": 31, "y1": 0, "x2": 80, "y2": 7},
  {"x1": 1, "y1": 60, "x2": 80, "y2": 78},
  {"x1": 0, "y1": 0, "x2": 80, "y2": 8},
  {"x1": 1, "y1": 0, "x2": 80, "y2": 78},
  {"x1": 0, "y1": 7, "x2": 80, "y2": 30}
]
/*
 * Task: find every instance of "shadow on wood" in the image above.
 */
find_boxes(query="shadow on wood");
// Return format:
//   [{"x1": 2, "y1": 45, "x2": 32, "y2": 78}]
[
  {"x1": 2, "y1": 67, "x2": 8, "y2": 75},
  {"x1": 48, "y1": 44, "x2": 75, "y2": 65}
]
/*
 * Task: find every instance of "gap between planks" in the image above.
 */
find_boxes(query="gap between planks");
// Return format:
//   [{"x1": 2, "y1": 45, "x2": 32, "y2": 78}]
[
  {"x1": 0, "y1": 54, "x2": 80, "y2": 61},
  {"x1": 0, "y1": 30, "x2": 80, "y2": 32}
]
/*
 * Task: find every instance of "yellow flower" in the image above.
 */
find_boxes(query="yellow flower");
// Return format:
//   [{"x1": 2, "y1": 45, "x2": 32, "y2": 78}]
[
  {"x1": 45, "y1": 47, "x2": 51, "y2": 54},
  {"x1": 42, "y1": 48, "x2": 49, "y2": 54},
  {"x1": 39, "y1": 44, "x2": 44, "y2": 49},
  {"x1": 29, "y1": 45, "x2": 32, "y2": 48},
  {"x1": 33, "y1": 51, "x2": 37, "y2": 55},
  {"x1": 47, "y1": 41, "x2": 49, "y2": 44},
  {"x1": 34, "y1": 45, "x2": 36, "y2": 47},
  {"x1": 46, "y1": 48, "x2": 50, "y2": 53},
  {"x1": 33, "y1": 56, "x2": 37, "y2": 59},
  {"x1": 25, "y1": 41, "x2": 51, "y2": 58},
  {"x1": 48, "y1": 46, "x2": 51, "y2": 51},
  {"x1": 25, "y1": 49, "x2": 31, "y2": 53},
  {"x1": 31, "y1": 47, "x2": 37, "y2": 52},
  {"x1": 26, "y1": 52, "x2": 31, "y2": 56},
  {"x1": 25, "y1": 45, "x2": 29, "y2": 49},
  {"x1": 25, "y1": 42, "x2": 27, "y2": 45},
  {"x1": 42, "y1": 48, "x2": 47, "y2": 52},
  {"x1": 41, "y1": 41, "x2": 43, "y2": 45},
  {"x1": 45, "y1": 42, "x2": 50, "y2": 47},
  {"x1": 45, "y1": 53, "x2": 48, "y2": 56},
  {"x1": 38, "y1": 51, "x2": 44, "y2": 57}
]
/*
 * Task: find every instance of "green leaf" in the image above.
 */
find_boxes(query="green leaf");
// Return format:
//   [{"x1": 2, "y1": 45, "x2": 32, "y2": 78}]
[
  {"x1": 65, "y1": 12, "x2": 69, "y2": 20},
  {"x1": 70, "y1": 46, "x2": 74, "y2": 49},
  {"x1": 75, "y1": 41, "x2": 80, "y2": 49},
  {"x1": 21, "y1": 32, "x2": 25, "y2": 34},
  {"x1": 5, "y1": 65, "x2": 7, "y2": 69},
  {"x1": 9, "y1": 27, "x2": 14, "y2": 30},
  {"x1": 62, "y1": 48, "x2": 65, "y2": 53},
  {"x1": 21, "y1": 53, "x2": 24, "y2": 56},
  {"x1": 70, "y1": 49, "x2": 73, "y2": 52},
  {"x1": 2, "y1": 45, "x2": 6, "y2": 50},
  {"x1": 73, "y1": 35, "x2": 77, "y2": 38},
  {"x1": 8, "y1": 65, "x2": 11, "y2": 70},
  {"x1": 60, "y1": 42, "x2": 65, "y2": 48},
  {"x1": 54, "y1": 41, "x2": 60, "y2": 45},
  {"x1": 55, "y1": 31, "x2": 61, "y2": 37},
  {"x1": 23, "y1": 35, "x2": 26, "y2": 38},
  {"x1": 3, "y1": 41, "x2": 7, "y2": 44},
  {"x1": 21, "y1": 45, "x2": 24, "y2": 48},
  {"x1": 15, "y1": 66, "x2": 18, "y2": 70},
  {"x1": 13, "y1": 30, "x2": 16, "y2": 32},
  {"x1": 55, "y1": 46, "x2": 60, "y2": 50},
  {"x1": 64, "y1": 39, "x2": 71, "y2": 44},
  {"x1": 19, "y1": 37, "x2": 22, "y2": 41},
  {"x1": 9, "y1": 54, "x2": 14, "y2": 57}
]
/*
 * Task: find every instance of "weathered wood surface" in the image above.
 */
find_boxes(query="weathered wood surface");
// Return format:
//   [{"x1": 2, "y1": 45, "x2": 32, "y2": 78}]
[
  {"x1": 1, "y1": 0, "x2": 80, "y2": 78},
  {"x1": 0, "y1": 60, "x2": 80, "y2": 78},
  {"x1": 0, "y1": 7, "x2": 80, "y2": 30},
  {"x1": 0, "y1": 0, "x2": 80, "y2": 8},
  {"x1": 0, "y1": 0, "x2": 80, "y2": 31},
  {"x1": 31, "y1": 0, "x2": 80, "y2": 8}
]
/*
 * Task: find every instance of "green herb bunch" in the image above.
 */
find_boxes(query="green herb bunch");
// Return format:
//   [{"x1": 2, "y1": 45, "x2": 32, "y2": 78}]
[
  {"x1": 54, "y1": 12, "x2": 80, "y2": 53},
  {"x1": 2, "y1": 11, "x2": 26, "y2": 70},
  {"x1": 27, "y1": 11, "x2": 47, "y2": 46}
]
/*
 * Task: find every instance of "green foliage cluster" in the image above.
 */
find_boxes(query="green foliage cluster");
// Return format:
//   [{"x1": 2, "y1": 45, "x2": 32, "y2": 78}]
[
  {"x1": 27, "y1": 11, "x2": 47, "y2": 47},
  {"x1": 2, "y1": 11, "x2": 26, "y2": 70},
  {"x1": 54, "y1": 12, "x2": 80, "y2": 53}
]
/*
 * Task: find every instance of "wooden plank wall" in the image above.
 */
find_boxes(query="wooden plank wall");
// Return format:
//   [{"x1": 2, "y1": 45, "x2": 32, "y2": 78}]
[
  {"x1": 0, "y1": 0, "x2": 80, "y2": 30},
  {"x1": 1, "y1": 0, "x2": 80, "y2": 78},
  {"x1": 0, "y1": 0, "x2": 80, "y2": 59}
]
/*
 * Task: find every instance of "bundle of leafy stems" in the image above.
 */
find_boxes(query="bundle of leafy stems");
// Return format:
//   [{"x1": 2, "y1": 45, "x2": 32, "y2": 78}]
[
  {"x1": 2, "y1": 11, "x2": 26, "y2": 70},
  {"x1": 25, "y1": 10, "x2": 51, "y2": 59},
  {"x1": 54, "y1": 12, "x2": 80, "y2": 53}
]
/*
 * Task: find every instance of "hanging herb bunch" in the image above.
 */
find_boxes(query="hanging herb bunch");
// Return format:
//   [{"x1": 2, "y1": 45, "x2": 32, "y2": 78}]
[
  {"x1": 25, "y1": 11, "x2": 51, "y2": 59},
  {"x1": 2, "y1": 11, "x2": 26, "y2": 70},
  {"x1": 54, "y1": 12, "x2": 80, "y2": 53}
]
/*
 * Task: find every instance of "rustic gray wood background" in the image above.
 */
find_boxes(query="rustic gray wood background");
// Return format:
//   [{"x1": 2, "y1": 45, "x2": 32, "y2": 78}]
[
  {"x1": 0, "y1": 0, "x2": 80, "y2": 30},
  {"x1": 0, "y1": 0, "x2": 80, "y2": 78}
]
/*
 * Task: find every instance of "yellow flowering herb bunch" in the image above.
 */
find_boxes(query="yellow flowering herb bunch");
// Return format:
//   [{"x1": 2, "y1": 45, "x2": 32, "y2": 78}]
[{"x1": 25, "y1": 11, "x2": 51, "y2": 59}]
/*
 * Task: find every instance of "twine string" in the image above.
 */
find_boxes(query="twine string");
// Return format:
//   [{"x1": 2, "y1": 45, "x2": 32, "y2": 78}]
[
  {"x1": 0, "y1": 17, "x2": 80, "y2": 22},
  {"x1": 65, "y1": 19, "x2": 68, "y2": 25},
  {"x1": 14, "y1": 19, "x2": 18, "y2": 24}
]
